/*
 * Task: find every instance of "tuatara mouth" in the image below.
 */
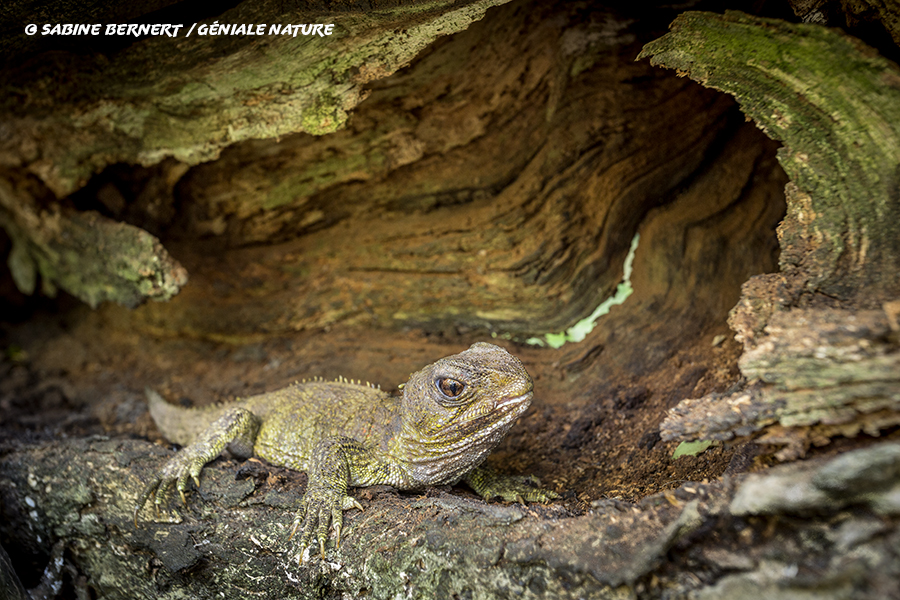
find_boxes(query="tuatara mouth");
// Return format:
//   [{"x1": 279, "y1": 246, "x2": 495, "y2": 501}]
[{"x1": 497, "y1": 391, "x2": 533, "y2": 411}]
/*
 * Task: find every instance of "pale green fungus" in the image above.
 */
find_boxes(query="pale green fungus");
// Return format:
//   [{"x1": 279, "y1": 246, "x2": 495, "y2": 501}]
[{"x1": 527, "y1": 232, "x2": 639, "y2": 348}]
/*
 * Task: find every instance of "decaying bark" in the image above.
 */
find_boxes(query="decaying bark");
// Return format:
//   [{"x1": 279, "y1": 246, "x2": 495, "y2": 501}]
[
  {"x1": 2, "y1": 1, "x2": 783, "y2": 342},
  {"x1": 1, "y1": 0, "x2": 518, "y2": 197},
  {"x1": 640, "y1": 11, "x2": 900, "y2": 457},
  {"x1": 2, "y1": 438, "x2": 899, "y2": 599},
  {"x1": 640, "y1": 10, "x2": 900, "y2": 302},
  {"x1": 0, "y1": 0, "x2": 517, "y2": 310},
  {"x1": 661, "y1": 308, "x2": 900, "y2": 458},
  {"x1": 0, "y1": 174, "x2": 187, "y2": 308}
]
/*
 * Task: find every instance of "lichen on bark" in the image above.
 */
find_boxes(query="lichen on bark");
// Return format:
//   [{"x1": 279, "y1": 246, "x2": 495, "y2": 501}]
[
  {"x1": 641, "y1": 11, "x2": 900, "y2": 454},
  {"x1": 3, "y1": 437, "x2": 900, "y2": 599},
  {"x1": 0, "y1": 174, "x2": 187, "y2": 308},
  {"x1": 0, "y1": 0, "x2": 518, "y2": 197},
  {"x1": 639, "y1": 10, "x2": 900, "y2": 301}
]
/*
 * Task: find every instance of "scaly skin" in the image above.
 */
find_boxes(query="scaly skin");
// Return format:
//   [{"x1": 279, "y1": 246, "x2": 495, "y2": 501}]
[{"x1": 135, "y1": 342, "x2": 558, "y2": 562}]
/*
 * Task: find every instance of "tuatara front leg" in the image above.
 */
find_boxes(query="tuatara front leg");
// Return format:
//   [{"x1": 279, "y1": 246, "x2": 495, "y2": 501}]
[
  {"x1": 463, "y1": 465, "x2": 560, "y2": 504},
  {"x1": 289, "y1": 436, "x2": 398, "y2": 563},
  {"x1": 134, "y1": 407, "x2": 260, "y2": 525}
]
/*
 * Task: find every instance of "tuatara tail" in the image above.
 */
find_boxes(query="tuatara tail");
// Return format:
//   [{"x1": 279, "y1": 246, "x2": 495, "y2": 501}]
[{"x1": 146, "y1": 388, "x2": 226, "y2": 446}]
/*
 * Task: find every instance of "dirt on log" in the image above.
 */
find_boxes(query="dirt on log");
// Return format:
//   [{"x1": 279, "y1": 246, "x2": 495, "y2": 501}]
[{"x1": 1, "y1": 0, "x2": 899, "y2": 599}]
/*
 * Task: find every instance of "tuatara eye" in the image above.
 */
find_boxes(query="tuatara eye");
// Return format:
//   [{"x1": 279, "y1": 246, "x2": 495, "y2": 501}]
[{"x1": 436, "y1": 377, "x2": 465, "y2": 399}]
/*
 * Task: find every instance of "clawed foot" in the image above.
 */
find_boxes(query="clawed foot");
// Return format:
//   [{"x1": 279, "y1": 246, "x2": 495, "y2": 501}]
[
  {"x1": 288, "y1": 485, "x2": 362, "y2": 563},
  {"x1": 134, "y1": 448, "x2": 208, "y2": 526},
  {"x1": 465, "y1": 467, "x2": 561, "y2": 504},
  {"x1": 481, "y1": 474, "x2": 561, "y2": 504}
]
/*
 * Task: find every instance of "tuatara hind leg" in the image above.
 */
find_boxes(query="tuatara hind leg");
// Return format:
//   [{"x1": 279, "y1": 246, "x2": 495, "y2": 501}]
[{"x1": 134, "y1": 407, "x2": 260, "y2": 526}]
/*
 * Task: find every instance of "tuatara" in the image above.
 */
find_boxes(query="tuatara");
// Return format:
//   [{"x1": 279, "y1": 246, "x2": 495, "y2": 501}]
[{"x1": 135, "y1": 342, "x2": 558, "y2": 562}]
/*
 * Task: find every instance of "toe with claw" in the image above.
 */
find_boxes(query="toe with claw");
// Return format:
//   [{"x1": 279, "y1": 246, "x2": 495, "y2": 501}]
[
  {"x1": 289, "y1": 485, "x2": 363, "y2": 564},
  {"x1": 133, "y1": 445, "x2": 212, "y2": 526},
  {"x1": 464, "y1": 466, "x2": 561, "y2": 504}
]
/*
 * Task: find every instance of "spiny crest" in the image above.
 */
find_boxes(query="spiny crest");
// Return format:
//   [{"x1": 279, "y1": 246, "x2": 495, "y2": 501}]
[{"x1": 295, "y1": 376, "x2": 381, "y2": 390}]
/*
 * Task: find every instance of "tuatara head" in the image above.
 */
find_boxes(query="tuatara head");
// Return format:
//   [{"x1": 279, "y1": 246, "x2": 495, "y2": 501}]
[{"x1": 396, "y1": 342, "x2": 533, "y2": 486}]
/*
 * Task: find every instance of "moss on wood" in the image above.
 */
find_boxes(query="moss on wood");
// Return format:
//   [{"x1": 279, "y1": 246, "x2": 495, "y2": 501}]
[
  {"x1": 0, "y1": 174, "x2": 187, "y2": 307},
  {"x1": 0, "y1": 0, "x2": 516, "y2": 196},
  {"x1": 3, "y1": 437, "x2": 900, "y2": 599},
  {"x1": 639, "y1": 10, "x2": 900, "y2": 300}
]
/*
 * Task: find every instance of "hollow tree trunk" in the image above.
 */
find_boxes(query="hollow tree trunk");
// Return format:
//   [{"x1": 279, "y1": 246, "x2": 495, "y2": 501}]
[{"x1": 1, "y1": 1, "x2": 899, "y2": 599}]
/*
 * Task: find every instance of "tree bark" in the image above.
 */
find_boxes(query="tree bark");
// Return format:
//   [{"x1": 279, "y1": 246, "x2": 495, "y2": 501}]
[
  {"x1": 2, "y1": 437, "x2": 899, "y2": 599},
  {"x1": 640, "y1": 11, "x2": 900, "y2": 458},
  {"x1": 2, "y1": 1, "x2": 900, "y2": 599}
]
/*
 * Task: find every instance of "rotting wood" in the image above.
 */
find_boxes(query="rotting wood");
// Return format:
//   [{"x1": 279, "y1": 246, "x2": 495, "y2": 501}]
[
  {"x1": 661, "y1": 307, "x2": 900, "y2": 459},
  {"x1": 639, "y1": 10, "x2": 900, "y2": 302},
  {"x1": 2, "y1": 437, "x2": 899, "y2": 599},
  {"x1": 0, "y1": 173, "x2": 187, "y2": 308},
  {"x1": 0, "y1": 0, "x2": 519, "y2": 197},
  {"x1": 641, "y1": 11, "x2": 900, "y2": 456},
  {"x1": 98, "y1": 7, "x2": 777, "y2": 342}
]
